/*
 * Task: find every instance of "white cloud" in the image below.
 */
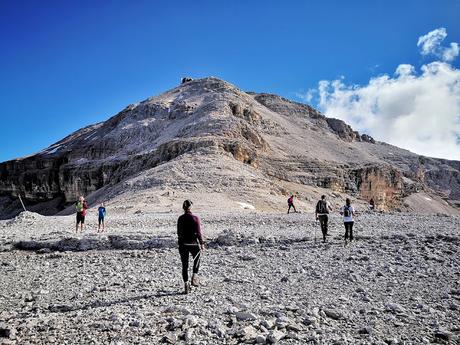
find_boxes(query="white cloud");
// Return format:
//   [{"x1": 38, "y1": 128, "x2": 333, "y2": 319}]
[
  {"x1": 417, "y1": 28, "x2": 447, "y2": 55},
  {"x1": 417, "y1": 27, "x2": 459, "y2": 62},
  {"x1": 395, "y1": 64, "x2": 415, "y2": 77},
  {"x1": 296, "y1": 89, "x2": 316, "y2": 103},
  {"x1": 442, "y1": 42, "x2": 459, "y2": 62},
  {"x1": 309, "y1": 28, "x2": 460, "y2": 160}
]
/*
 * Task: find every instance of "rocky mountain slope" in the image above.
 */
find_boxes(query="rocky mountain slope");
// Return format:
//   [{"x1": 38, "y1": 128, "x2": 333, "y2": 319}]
[{"x1": 0, "y1": 77, "x2": 459, "y2": 218}]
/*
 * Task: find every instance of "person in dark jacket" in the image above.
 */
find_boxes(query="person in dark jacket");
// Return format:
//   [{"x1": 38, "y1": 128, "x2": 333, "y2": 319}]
[
  {"x1": 369, "y1": 198, "x2": 375, "y2": 211},
  {"x1": 177, "y1": 200, "x2": 205, "y2": 294},
  {"x1": 315, "y1": 195, "x2": 332, "y2": 243}
]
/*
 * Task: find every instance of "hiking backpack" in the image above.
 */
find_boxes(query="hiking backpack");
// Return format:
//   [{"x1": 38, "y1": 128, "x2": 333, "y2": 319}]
[
  {"x1": 316, "y1": 200, "x2": 328, "y2": 214},
  {"x1": 343, "y1": 205, "x2": 351, "y2": 217}
]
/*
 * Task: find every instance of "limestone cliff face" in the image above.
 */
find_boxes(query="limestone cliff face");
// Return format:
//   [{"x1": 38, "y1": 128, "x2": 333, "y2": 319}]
[
  {"x1": 258, "y1": 159, "x2": 403, "y2": 211},
  {"x1": 0, "y1": 77, "x2": 458, "y2": 218},
  {"x1": 312, "y1": 165, "x2": 403, "y2": 211},
  {"x1": 354, "y1": 166, "x2": 403, "y2": 211}
]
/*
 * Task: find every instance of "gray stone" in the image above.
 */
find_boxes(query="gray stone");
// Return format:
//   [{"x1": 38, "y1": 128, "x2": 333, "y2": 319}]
[
  {"x1": 129, "y1": 319, "x2": 141, "y2": 327},
  {"x1": 302, "y1": 317, "x2": 316, "y2": 326},
  {"x1": 267, "y1": 330, "x2": 285, "y2": 343},
  {"x1": 261, "y1": 319, "x2": 275, "y2": 329},
  {"x1": 239, "y1": 254, "x2": 257, "y2": 261},
  {"x1": 358, "y1": 326, "x2": 372, "y2": 335},
  {"x1": 238, "y1": 325, "x2": 258, "y2": 339},
  {"x1": 184, "y1": 328, "x2": 194, "y2": 342},
  {"x1": 434, "y1": 330, "x2": 453, "y2": 341},
  {"x1": 275, "y1": 316, "x2": 290, "y2": 328},
  {"x1": 235, "y1": 311, "x2": 257, "y2": 321},
  {"x1": 183, "y1": 315, "x2": 198, "y2": 327},
  {"x1": 323, "y1": 309, "x2": 343, "y2": 320},
  {"x1": 287, "y1": 323, "x2": 303, "y2": 332},
  {"x1": 385, "y1": 303, "x2": 406, "y2": 314},
  {"x1": 0, "y1": 323, "x2": 16, "y2": 339},
  {"x1": 256, "y1": 334, "x2": 267, "y2": 344},
  {"x1": 161, "y1": 334, "x2": 177, "y2": 344}
]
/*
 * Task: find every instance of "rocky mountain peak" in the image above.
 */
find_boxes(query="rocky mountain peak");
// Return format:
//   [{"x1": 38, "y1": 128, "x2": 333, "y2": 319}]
[{"x1": 0, "y1": 77, "x2": 459, "y2": 218}]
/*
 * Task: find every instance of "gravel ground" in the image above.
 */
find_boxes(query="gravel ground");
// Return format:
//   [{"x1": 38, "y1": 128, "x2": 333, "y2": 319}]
[{"x1": 1, "y1": 212, "x2": 459, "y2": 344}]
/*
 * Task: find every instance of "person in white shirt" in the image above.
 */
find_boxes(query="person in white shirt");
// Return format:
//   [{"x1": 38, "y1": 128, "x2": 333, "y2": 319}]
[{"x1": 340, "y1": 198, "x2": 355, "y2": 242}]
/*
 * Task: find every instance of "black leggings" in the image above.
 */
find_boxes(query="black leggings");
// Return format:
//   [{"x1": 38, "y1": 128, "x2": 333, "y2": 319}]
[
  {"x1": 344, "y1": 221, "x2": 354, "y2": 240},
  {"x1": 318, "y1": 215, "x2": 328, "y2": 241},
  {"x1": 287, "y1": 204, "x2": 296, "y2": 213},
  {"x1": 179, "y1": 244, "x2": 201, "y2": 282}
]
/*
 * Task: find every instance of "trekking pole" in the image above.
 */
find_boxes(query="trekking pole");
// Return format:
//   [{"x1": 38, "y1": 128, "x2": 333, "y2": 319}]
[
  {"x1": 355, "y1": 217, "x2": 357, "y2": 242},
  {"x1": 192, "y1": 247, "x2": 201, "y2": 267},
  {"x1": 191, "y1": 240, "x2": 203, "y2": 275},
  {"x1": 18, "y1": 194, "x2": 27, "y2": 212},
  {"x1": 314, "y1": 217, "x2": 317, "y2": 243}
]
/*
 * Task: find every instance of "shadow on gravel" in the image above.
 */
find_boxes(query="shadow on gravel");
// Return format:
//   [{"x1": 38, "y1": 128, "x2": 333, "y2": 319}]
[
  {"x1": 9, "y1": 231, "x2": 460, "y2": 253},
  {"x1": 11, "y1": 231, "x2": 312, "y2": 252},
  {"x1": 47, "y1": 290, "x2": 182, "y2": 314}
]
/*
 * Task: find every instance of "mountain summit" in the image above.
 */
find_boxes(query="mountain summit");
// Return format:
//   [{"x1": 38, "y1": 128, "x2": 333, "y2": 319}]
[{"x1": 0, "y1": 77, "x2": 459, "y2": 218}]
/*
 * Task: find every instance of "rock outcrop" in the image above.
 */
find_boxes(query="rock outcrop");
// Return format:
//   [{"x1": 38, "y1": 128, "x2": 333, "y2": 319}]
[{"x1": 0, "y1": 77, "x2": 458, "y2": 218}]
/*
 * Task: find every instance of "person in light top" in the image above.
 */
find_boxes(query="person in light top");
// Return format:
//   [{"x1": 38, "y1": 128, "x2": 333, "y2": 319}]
[{"x1": 340, "y1": 198, "x2": 355, "y2": 243}]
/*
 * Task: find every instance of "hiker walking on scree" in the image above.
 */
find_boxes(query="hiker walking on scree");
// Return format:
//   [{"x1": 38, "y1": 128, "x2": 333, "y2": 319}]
[
  {"x1": 98, "y1": 202, "x2": 106, "y2": 232},
  {"x1": 177, "y1": 200, "x2": 205, "y2": 294},
  {"x1": 315, "y1": 195, "x2": 332, "y2": 243},
  {"x1": 287, "y1": 195, "x2": 297, "y2": 214},
  {"x1": 75, "y1": 196, "x2": 88, "y2": 233},
  {"x1": 369, "y1": 198, "x2": 375, "y2": 211},
  {"x1": 340, "y1": 198, "x2": 355, "y2": 243}
]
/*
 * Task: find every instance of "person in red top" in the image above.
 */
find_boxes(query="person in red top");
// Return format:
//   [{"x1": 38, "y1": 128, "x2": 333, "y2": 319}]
[
  {"x1": 287, "y1": 195, "x2": 297, "y2": 214},
  {"x1": 177, "y1": 200, "x2": 205, "y2": 294}
]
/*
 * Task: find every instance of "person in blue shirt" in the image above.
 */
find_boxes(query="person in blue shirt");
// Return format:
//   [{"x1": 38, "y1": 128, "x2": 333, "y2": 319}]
[{"x1": 98, "y1": 203, "x2": 106, "y2": 232}]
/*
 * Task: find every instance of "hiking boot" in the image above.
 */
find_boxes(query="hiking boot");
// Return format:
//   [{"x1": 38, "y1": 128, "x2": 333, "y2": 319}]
[
  {"x1": 191, "y1": 274, "x2": 199, "y2": 287},
  {"x1": 184, "y1": 282, "x2": 191, "y2": 294}
]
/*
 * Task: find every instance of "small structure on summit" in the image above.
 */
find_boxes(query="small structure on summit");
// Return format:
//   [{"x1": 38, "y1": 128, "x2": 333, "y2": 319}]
[{"x1": 181, "y1": 77, "x2": 193, "y2": 84}]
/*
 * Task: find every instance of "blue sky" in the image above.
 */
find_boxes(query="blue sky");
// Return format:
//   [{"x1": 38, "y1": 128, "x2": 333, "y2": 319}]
[{"x1": 1, "y1": 0, "x2": 459, "y2": 162}]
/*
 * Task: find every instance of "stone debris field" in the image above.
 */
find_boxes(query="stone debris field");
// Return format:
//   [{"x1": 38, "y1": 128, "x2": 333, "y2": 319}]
[{"x1": 0, "y1": 211, "x2": 459, "y2": 344}]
